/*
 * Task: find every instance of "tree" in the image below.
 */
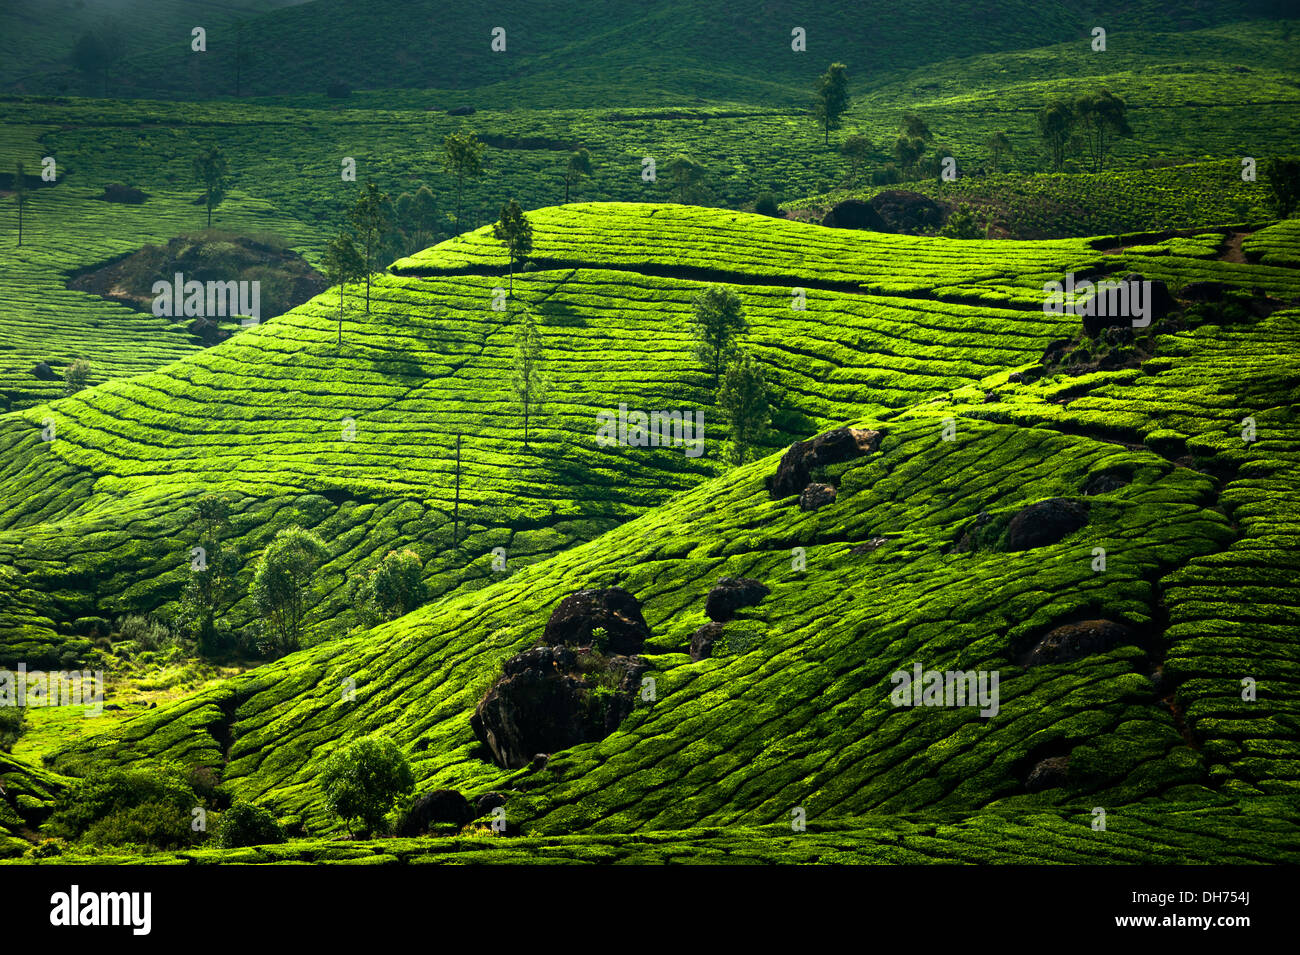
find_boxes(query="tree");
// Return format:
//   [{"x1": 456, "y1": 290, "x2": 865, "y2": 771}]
[
  {"x1": 214, "y1": 802, "x2": 285, "y2": 848},
  {"x1": 394, "y1": 183, "x2": 438, "y2": 253},
  {"x1": 321, "y1": 735, "x2": 414, "y2": 837},
  {"x1": 840, "y1": 133, "x2": 873, "y2": 186},
  {"x1": 812, "y1": 63, "x2": 850, "y2": 145},
  {"x1": 1264, "y1": 157, "x2": 1300, "y2": 218},
  {"x1": 510, "y1": 307, "x2": 549, "y2": 451},
  {"x1": 892, "y1": 136, "x2": 926, "y2": 179},
  {"x1": 324, "y1": 231, "x2": 364, "y2": 347},
  {"x1": 667, "y1": 155, "x2": 705, "y2": 203},
  {"x1": 192, "y1": 145, "x2": 228, "y2": 228},
  {"x1": 1074, "y1": 89, "x2": 1131, "y2": 173},
  {"x1": 940, "y1": 205, "x2": 985, "y2": 239},
  {"x1": 181, "y1": 493, "x2": 239, "y2": 656},
  {"x1": 362, "y1": 549, "x2": 427, "y2": 621},
  {"x1": 563, "y1": 147, "x2": 592, "y2": 203},
  {"x1": 251, "y1": 525, "x2": 327, "y2": 654},
  {"x1": 70, "y1": 26, "x2": 124, "y2": 95},
  {"x1": 442, "y1": 129, "x2": 485, "y2": 233},
  {"x1": 716, "y1": 351, "x2": 771, "y2": 464},
  {"x1": 1038, "y1": 100, "x2": 1076, "y2": 172},
  {"x1": 754, "y1": 192, "x2": 780, "y2": 216},
  {"x1": 690, "y1": 284, "x2": 747, "y2": 388},
  {"x1": 985, "y1": 131, "x2": 1013, "y2": 173},
  {"x1": 63, "y1": 358, "x2": 91, "y2": 395},
  {"x1": 233, "y1": 20, "x2": 254, "y2": 98},
  {"x1": 901, "y1": 113, "x2": 931, "y2": 141},
  {"x1": 12, "y1": 162, "x2": 27, "y2": 247},
  {"x1": 492, "y1": 199, "x2": 533, "y2": 295},
  {"x1": 348, "y1": 182, "x2": 391, "y2": 314}
]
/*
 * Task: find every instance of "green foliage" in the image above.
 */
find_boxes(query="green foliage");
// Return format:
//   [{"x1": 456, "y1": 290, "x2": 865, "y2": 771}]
[
  {"x1": 393, "y1": 184, "x2": 439, "y2": 253},
  {"x1": 754, "y1": 192, "x2": 780, "y2": 216},
  {"x1": 564, "y1": 148, "x2": 593, "y2": 203},
  {"x1": 492, "y1": 198, "x2": 533, "y2": 294},
  {"x1": 1037, "y1": 100, "x2": 1075, "y2": 173},
  {"x1": 715, "y1": 350, "x2": 770, "y2": 464},
  {"x1": 0, "y1": 705, "x2": 24, "y2": 752},
  {"x1": 362, "y1": 549, "x2": 427, "y2": 622},
  {"x1": 1074, "y1": 89, "x2": 1132, "y2": 173},
  {"x1": 214, "y1": 802, "x2": 286, "y2": 848},
  {"x1": 940, "y1": 204, "x2": 985, "y2": 239},
  {"x1": 62, "y1": 358, "x2": 90, "y2": 395},
  {"x1": 348, "y1": 182, "x2": 391, "y2": 314},
  {"x1": 667, "y1": 154, "x2": 707, "y2": 203},
  {"x1": 442, "y1": 128, "x2": 486, "y2": 232},
  {"x1": 192, "y1": 145, "x2": 229, "y2": 228},
  {"x1": 251, "y1": 526, "x2": 327, "y2": 655},
  {"x1": 324, "y1": 230, "x2": 365, "y2": 346},
  {"x1": 320, "y1": 735, "x2": 414, "y2": 838},
  {"x1": 840, "y1": 133, "x2": 872, "y2": 185},
  {"x1": 690, "y1": 283, "x2": 747, "y2": 387},
  {"x1": 510, "y1": 306, "x2": 549, "y2": 449},
  {"x1": 812, "y1": 62, "x2": 850, "y2": 145},
  {"x1": 1263, "y1": 156, "x2": 1300, "y2": 218},
  {"x1": 985, "y1": 130, "x2": 1013, "y2": 172},
  {"x1": 46, "y1": 763, "x2": 201, "y2": 850}
]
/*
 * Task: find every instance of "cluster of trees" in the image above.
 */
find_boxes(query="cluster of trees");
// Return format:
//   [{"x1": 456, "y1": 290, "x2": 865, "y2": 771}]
[
  {"x1": 1037, "y1": 89, "x2": 1132, "y2": 173},
  {"x1": 690, "y1": 285, "x2": 771, "y2": 464}
]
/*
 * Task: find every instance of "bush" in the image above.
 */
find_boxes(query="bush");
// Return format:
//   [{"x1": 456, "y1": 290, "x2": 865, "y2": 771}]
[
  {"x1": 46, "y1": 763, "x2": 202, "y2": 850},
  {"x1": 251, "y1": 525, "x2": 328, "y2": 654},
  {"x1": 321, "y1": 735, "x2": 414, "y2": 837},
  {"x1": 214, "y1": 802, "x2": 286, "y2": 848},
  {"x1": 362, "y1": 548, "x2": 427, "y2": 621},
  {"x1": 940, "y1": 204, "x2": 986, "y2": 239},
  {"x1": 116, "y1": 614, "x2": 186, "y2": 652},
  {"x1": 754, "y1": 192, "x2": 780, "y2": 216},
  {"x1": 0, "y1": 706, "x2": 24, "y2": 751},
  {"x1": 63, "y1": 358, "x2": 91, "y2": 395}
]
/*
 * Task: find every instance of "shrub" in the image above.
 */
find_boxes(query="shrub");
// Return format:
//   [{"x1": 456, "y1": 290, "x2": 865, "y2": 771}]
[
  {"x1": 321, "y1": 735, "x2": 414, "y2": 837},
  {"x1": 63, "y1": 358, "x2": 91, "y2": 395},
  {"x1": 214, "y1": 802, "x2": 286, "y2": 848},
  {"x1": 940, "y1": 204, "x2": 986, "y2": 239},
  {"x1": 0, "y1": 706, "x2": 24, "y2": 751},
  {"x1": 251, "y1": 525, "x2": 328, "y2": 654},
  {"x1": 116, "y1": 614, "x2": 185, "y2": 652},
  {"x1": 754, "y1": 192, "x2": 780, "y2": 216},
  {"x1": 45, "y1": 763, "x2": 202, "y2": 850},
  {"x1": 362, "y1": 548, "x2": 427, "y2": 621}
]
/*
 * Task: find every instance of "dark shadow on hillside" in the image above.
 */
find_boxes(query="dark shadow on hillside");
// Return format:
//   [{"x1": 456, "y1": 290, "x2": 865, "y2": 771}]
[{"x1": 536, "y1": 299, "x2": 586, "y2": 328}]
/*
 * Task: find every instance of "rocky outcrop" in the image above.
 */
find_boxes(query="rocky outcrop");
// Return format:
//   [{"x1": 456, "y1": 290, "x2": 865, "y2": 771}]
[
  {"x1": 799, "y1": 482, "x2": 837, "y2": 511},
  {"x1": 1022, "y1": 619, "x2": 1137, "y2": 668},
  {"x1": 770, "y1": 426, "x2": 883, "y2": 499},
  {"x1": 689, "y1": 622, "x2": 725, "y2": 661},
  {"x1": 705, "y1": 577, "x2": 769, "y2": 622},
  {"x1": 1006, "y1": 498, "x2": 1089, "y2": 551},
  {"x1": 470, "y1": 645, "x2": 648, "y2": 769},
  {"x1": 542, "y1": 587, "x2": 652, "y2": 655},
  {"x1": 397, "y1": 789, "x2": 474, "y2": 835},
  {"x1": 1025, "y1": 756, "x2": 1070, "y2": 791}
]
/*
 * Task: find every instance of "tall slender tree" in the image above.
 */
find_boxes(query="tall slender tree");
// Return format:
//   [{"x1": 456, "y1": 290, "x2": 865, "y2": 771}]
[
  {"x1": 563, "y1": 148, "x2": 592, "y2": 202},
  {"x1": 492, "y1": 199, "x2": 533, "y2": 296},
  {"x1": 324, "y1": 231, "x2": 364, "y2": 346},
  {"x1": 690, "y1": 284, "x2": 747, "y2": 388},
  {"x1": 985, "y1": 131, "x2": 1013, "y2": 173},
  {"x1": 812, "y1": 63, "x2": 850, "y2": 146},
  {"x1": 1038, "y1": 100, "x2": 1076, "y2": 172},
  {"x1": 192, "y1": 145, "x2": 228, "y2": 228},
  {"x1": 348, "y1": 182, "x2": 391, "y2": 314},
  {"x1": 510, "y1": 307, "x2": 549, "y2": 451},
  {"x1": 1074, "y1": 89, "x2": 1131, "y2": 173},
  {"x1": 12, "y1": 162, "x2": 27, "y2": 247},
  {"x1": 441, "y1": 129, "x2": 485, "y2": 233}
]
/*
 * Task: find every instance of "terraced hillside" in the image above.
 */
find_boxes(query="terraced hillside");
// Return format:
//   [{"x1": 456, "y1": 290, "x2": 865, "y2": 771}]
[{"x1": 6, "y1": 203, "x2": 1292, "y2": 863}]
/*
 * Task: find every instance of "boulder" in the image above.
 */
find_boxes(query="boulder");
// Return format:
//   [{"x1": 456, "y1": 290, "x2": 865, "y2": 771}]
[
  {"x1": 542, "y1": 587, "x2": 651, "y2": 654},
  {"x1": 1081, "y1": 273, "x2": 1175, "y2": 338},
  {"x1": 1178, "y1": 280, "x2": 1225, "y2": 303},
  {"x1": 821, "y1": 199, "x2": 886, "y2": 231},
  {"x1": 1022, "y1": 619, "x2": 1136, "y2": 668},
  {"x1": 1082, "y1": 469, "x2": 1130, "y2": 495},
  {"x1": 474, "y1": 792, "x2": 508, "y2": 816},
  {"x1": 397, "y1": 789, "x2": 473, "y2": 835},
  {"x1": 470, "y1": 645, "x2": 648, "y2": 769},
  {"x1": 689, "y1": 622, "x2": 725, "y2": 661},
  {"x1": 704, "y1": 576, "x2": 769, "y2": 622},
  {"x1": 1006, "y1": 498, "x2": 1089, "y2": 551},
  {"x1": 1025, "y1": 756, "x2": 1070, "y2": 792},
  {"x1": 32, "y1": 362, "x2": 56, "y2": 381},
  {"x1": 866, "y1": 190, "x2": 945, "y2": 234},
  {"x1": 799, "y1": 482, "x2": 837, "y2": 511},
  {"x1": 770, "y1": 426, "x2": 883, "y2": 499}
]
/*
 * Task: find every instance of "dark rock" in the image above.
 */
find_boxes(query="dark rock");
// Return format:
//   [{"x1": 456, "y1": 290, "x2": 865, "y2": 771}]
[
  {"x1": 1040, "y1": 338, "x2": 1072, "y2": 365},
  {"x1": 982, "y1": 391, "x2": 1000, "y2": 403},
  {"x1": 1025, "y1": 756, "x2": 1070, "y2": 791},
  {"x1": 1082, "y1": 468, "x2": 1130, "y2": 495},
  {"x1": 799, "y1": 482, "x2": 837, "y2": 511},
  {"x1": 821, "y1": 199, "x2": 886, "y2": 231},
  {"x1": 447, "y1": 105, "x2": 476, "y2": 116},
  {"x1": 1008, "y1": 372, "x2": 1024, "y2": 383},
  {"x1": 474, "y1": 792, "x2": 508, "y2": 816},
  {"x1": 1081, "y1": 273, "x2": 1175, "y2": 338},
  {"x1": 99, "y1": 183, "x2": 148, "y2": 204},
  {"x1": 470, "y1": 645, "x2": 648, "y2": 769},
  {"x1": 850, "y1": 536, "x2": 889, "y2": 555},
  {"x1": 1179, "y1": 280, "x2": 1226, "y2": 303},
  {"x1": 770, "y1": 426, "x2": 883, "y2": 499},
  {"x1": 33, "y1": 362, "x2": 56, "y2": 381},
  {"x1": 1006, "y1": 498, "x2": 1089, "y2": 551},
  {"x1": 689, "y1": 622, "x2": 725, "y2": 661},
  {"x1": 397, "y1": 789, "x2": 473, "y2": 836},
  {"x1": 542, "y1": 587, "x2": 651, "y2": 655},
  {"x1": 1022, "y1": 619, "x2": 1137, "y2": 668},
  {"x1": 705, "y1": 576, "x2": 769, "y2": 622},
  {"x1": 868, "y1": 190, "x2": 945, "y2": 234},
  {"x1": 1103, "y1": 325, "x2": 1134, "y2": 346},
  {"x1": 529, "y1": 753, "x2": 549, "y2": 771}
]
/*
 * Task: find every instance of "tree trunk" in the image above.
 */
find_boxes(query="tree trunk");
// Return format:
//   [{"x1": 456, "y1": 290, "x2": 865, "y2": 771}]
[
  {"x1": 338, "y1": 283, "x2": 344, "y2": 346},
  {"x1": 453, "y1": 433, "x2": 461, "y2": 545}
]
